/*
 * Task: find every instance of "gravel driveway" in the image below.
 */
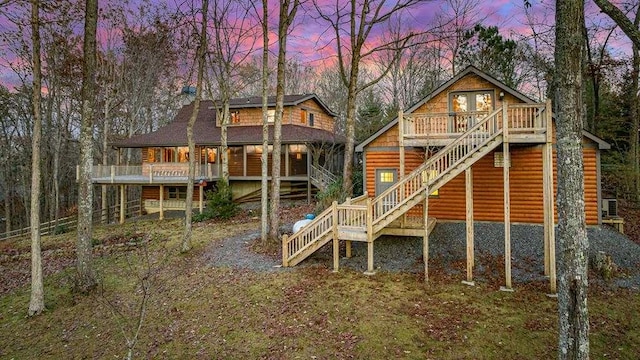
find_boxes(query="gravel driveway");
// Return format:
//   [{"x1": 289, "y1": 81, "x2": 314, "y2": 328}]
[{"x1": 205, "y1": 222, "x2": 640, "y2": 290}]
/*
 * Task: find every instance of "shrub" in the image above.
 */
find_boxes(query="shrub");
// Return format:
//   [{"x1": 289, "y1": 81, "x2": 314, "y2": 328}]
[
  {"x1": 315, "y1": 178, "x2": 346, "y2": 213},
  {"x1": 194, "y1": 180, "x2": 240, "y2": 222}
]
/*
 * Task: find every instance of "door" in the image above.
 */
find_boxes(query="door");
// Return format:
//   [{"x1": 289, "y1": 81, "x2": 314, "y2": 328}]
[
  {"x1": 376, "y1": 169, "x2": 398, "y2": 212},
  {"x1": 450, "y1": 91, "x2": 494, "y2": 132}
]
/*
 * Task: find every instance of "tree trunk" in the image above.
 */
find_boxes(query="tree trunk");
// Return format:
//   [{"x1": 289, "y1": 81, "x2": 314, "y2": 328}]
[
  {"x1": 269, "y1": 0, "x2": 299, "y2": 241},
  {"x1": 28, "y1": 0, "x2": 44, "y2": 316},
  {"x1": 220, "y1": 102, "x2": 229, "y2": 185},
  {"x1": 261, "y1": 0, "x2": 269, "y2": 243},
  {"x1": 341, "y1": 64, "x2": 359, "y2": 197},
  {"x1": 76, "y1": 0, "x2": 99, "y2": 294},
  {"x1": 182, "y1": 0, "x2": 208, "y2": 253},
  {"x1": 630, "y1": 11, "x2": 640, "y2": 203},
  {"x1": 555, "y1": 0, "x2": 589, "y2": 358}
]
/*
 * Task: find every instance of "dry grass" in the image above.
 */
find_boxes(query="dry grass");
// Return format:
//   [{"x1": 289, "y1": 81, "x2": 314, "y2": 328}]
[{"x1": 1, "y1": 212, "x2": 639, "y2": 359}]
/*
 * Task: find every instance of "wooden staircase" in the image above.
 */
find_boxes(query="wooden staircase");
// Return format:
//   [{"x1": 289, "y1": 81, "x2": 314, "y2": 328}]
[
  {"x1": 309, "y1": 163, "x2": 339, "y2": 191},
  {"x1": 283, "y1": 107, "x2": 506, "y2": 267}
]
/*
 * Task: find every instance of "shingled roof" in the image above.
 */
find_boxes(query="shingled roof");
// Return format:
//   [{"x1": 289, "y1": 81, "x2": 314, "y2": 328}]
[{"x1": 111, "y1": 99, "x2": 345, "y2": 148}]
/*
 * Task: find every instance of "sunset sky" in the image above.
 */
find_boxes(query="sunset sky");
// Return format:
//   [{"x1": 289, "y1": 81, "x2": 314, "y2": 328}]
[{"x1": 0, "y1": 0, "x2": 635, "y2": 91}]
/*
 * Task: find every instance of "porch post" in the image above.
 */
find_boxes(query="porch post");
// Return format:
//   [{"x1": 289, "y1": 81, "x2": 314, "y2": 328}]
[
  {"x1": 464, "y1": 167, "x2": 475, "y2": 285},
  {"x1": 543, "y1": 131, "x2": 556, "y2": 293},
  {"x1": 364, "y1": 198, "x2": 375, "y2": 275},
  {"x1": 423, "y1": 186, "x2": 429, "y2": 282},
  {"x1": 159, "y1": 184, "x2": 165, "y2": 220},
  {"x1": 332, "y1": 201, "x2": 339, "y2": 272},
  {"x1": 199, "y1": 184, "x2": 204, "y2": 213},
  {"x1": 119, "y1": 184, "x2": 126, "y2": 224},
  {"x1": 398, "y1": 109, "x2": 406, "y2": 227},
  {"x1": 307, "y1": 147, "x2": 311, "y2": 204},
  {"x1": 501, "y1": 102, "x2": 513, "y2": 291}
]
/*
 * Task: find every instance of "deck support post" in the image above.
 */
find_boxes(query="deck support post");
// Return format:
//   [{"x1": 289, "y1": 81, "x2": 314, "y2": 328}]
[
  {"x1": 199, "y1": 185, "x2": 204, "y2": 213},
  {"x1": 423, "y1": 186, "x2": 429, "y2": 282},
  {"x1": 364, "y1": 198, "x2": 375, "y2": 275},
  {"x1": 282, "y1": 234, "x2": 289, "y2": 267},
  {"x1": 501, "y1": 102, "x2": 513, "y2": 291},
  {"x1": 398, "y1": 109, "x2": 406, "y2": 228},
  {"x1": 464, "y1": 167, "x2": 475, "y2": 285},
  {"x1": 332, "y1": 201, "x2": 339, "y2": 272},
  {"x1": 119, "y1": 185, "x2": 126, "y2": 224},
  {"x1": 159, "y1": 184, "x2": 165, "y2": 220},
  {"x1": 345, "y1": 241, "x2": 352, "y2": 258},
  {"x1": 543, "y1": 105, "x2": 556, "y2": 292}
]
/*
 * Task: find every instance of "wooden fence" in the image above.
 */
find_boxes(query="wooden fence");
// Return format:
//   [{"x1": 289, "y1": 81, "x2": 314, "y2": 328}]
[{"x1": 0, "y1": 199, "x2": 141, "y2": 241}]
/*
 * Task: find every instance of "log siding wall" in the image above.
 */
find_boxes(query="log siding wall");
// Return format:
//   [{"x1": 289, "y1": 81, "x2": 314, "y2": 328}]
[
  {"x1": 221, "y1": 99, "x2": 334, "y2": 132},
  {"x1": 364, "y1": 145, "x2": 599, "y2": 225}
]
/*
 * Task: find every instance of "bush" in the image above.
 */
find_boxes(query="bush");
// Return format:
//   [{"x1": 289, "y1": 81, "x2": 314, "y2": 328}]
[
  {"x1": 315, "y1": 178, "x2": 346, "y2": 213},
  {"x1": 194, "y1": 180, "x2": 240, "y2": 222}
]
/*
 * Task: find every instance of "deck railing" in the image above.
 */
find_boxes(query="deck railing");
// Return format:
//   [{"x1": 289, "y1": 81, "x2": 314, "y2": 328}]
[
  {"x1": 336, "y1": 204, "x2": 368, "y2": 230},
  {"x1": 373, "y1": 107, "x2": 504, "y2": 226},
  {"x1": 282, "y1": 203, "x2": 336, "y2": 266},
  {"x1": 404, "y1": 103, "x2": 548, "y2": 139},
  {"x1": 86, "y1": 163, "x2": 219, "y2": 183}
]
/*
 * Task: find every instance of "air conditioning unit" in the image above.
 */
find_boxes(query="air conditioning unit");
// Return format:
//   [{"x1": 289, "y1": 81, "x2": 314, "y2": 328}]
[{"x1": 602, "y1": 198, "x2": 618, "y2": 218}]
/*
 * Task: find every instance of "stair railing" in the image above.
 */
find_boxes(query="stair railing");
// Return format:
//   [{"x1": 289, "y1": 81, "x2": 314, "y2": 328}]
[
  {"x1": 371, "y1": 106, "x2": 504, "y2": 226},
  {"x1": 282, "y1": 202, "x2": 336, "y2": 266}
]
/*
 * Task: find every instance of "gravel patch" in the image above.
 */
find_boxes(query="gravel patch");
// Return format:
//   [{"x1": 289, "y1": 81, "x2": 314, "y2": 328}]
[{"x1": 205, "y1": 221, "x2": 640, "y2": 289}]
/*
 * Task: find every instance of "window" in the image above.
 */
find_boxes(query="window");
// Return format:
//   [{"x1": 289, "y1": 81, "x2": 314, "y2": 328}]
[
  {"x1": 421, "y1": 169, "x2": 439, "y2": 196},
  {"x1": 379, "y1": 171, "x2": 395, "y2": 183},
  {"x1": 177, "y1": 147, "x2": 189, "y2": 162},
  {"x1": 449, "y1": 91, "x2": 494, "y2": 132},
  {"x1": 167, "y1": 186, "x2": 187, "y2": 199},
  {"x1": 289, "y1": 144, "x2": 308, "y2": 175},
  {"x1": 147, "y1": 148, "x2": 161, "y2": 162},
  {"x1": 231, "y1": 111, "x2": 240, "y2": 124},
  {"x1": 200, "y1": 147, "x2": 217, "y2": 164},
  {"x1": 163, "y1": 148, "x2": 175, "y2": 162},
  {"x1": 309, "y1": 113, "x2": 315, "y2": 127},
  {"x1": 267, "y1": 109, "x2": 275, "y2": 123},
  {"x1": 450, "y1": 91, "x2": 493, "y2": 113},
  {"x1": 300, "y1": 109, "x2": 308, "y2": 124}
]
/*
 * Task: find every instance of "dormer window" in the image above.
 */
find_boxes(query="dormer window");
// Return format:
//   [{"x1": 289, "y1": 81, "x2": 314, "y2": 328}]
[{"x1": 231, "y1": 111, "x2": 240, "y2": 124}]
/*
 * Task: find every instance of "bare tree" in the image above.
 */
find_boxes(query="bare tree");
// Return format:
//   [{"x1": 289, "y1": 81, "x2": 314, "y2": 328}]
[
  {"x1": 314, "y1": 0, "x2": 427, "y2": 196},
  {"x1": 182, "y1": 0, "x2": 208, "y2": 253},
  {"x1": 269, "y1": 0, "x2": 300, "y2": 241},
  {"x1": 555, "y1": 0, "x2": 589, "y2": 358},
  {"x1": 592, "y1": 0, "x2": 640, "y2": 48},
  {"x1": 208, "y1": 0, "x2": 258, "y2": 185},
  {"x1": 76, "y1": 0, "x2": 99, "y2": 293},
  {"x1": 27, "y1": 0, "x2": 44, "y2": 316}
]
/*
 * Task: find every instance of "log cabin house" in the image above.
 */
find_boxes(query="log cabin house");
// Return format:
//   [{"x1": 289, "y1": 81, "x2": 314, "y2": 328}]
[
  {"x1": 92, "y1": 94, "x2": 344, "y2": 220},
  {"x1": 282, "y1": 66, "x2": 610, "y2": 293}
]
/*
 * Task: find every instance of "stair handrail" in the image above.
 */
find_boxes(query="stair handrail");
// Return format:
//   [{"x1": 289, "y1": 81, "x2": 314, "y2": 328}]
[
  {"x1": 282, "y1": 202, "x2": 336, "y2": 266},
  {"x1": 310, "y1": 163, "x2": 339, "y2": 186},
  {"x1": 371, "y1": 106, "x2": 505, "y2": 225}
]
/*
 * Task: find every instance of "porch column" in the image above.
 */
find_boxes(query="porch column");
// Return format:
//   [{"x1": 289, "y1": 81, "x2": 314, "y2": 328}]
[
  {"x1": 332, "y1": 201, "x2": 339, "y2": 272},
  {"x1": 423, "y1": 187, "x2": 429, "y2": 282},
  {"x1": 119, "y1": 185, "x2": 126, "y2": 224},
  {"x1": 159, "y1": 184, "x2": 165, "y2": 220},
  {"x1": 398, "y1": 109, "x2": 406, "y2": 227},
  {"x1": 501, "y1": 103, "x2": 513, "y2": 292},
  {"x1": 543, "y1": 144, "x2": 556, "y2": 293},
  {"x1": 364, "y1": 198, "x2": 375, "y2": 275},
  {"x1": 199, "y1": 184, "x2": 204, "y2": 213},
  {"x1": 464, "y1": 167, "x2": 475, "y2": 285}
]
